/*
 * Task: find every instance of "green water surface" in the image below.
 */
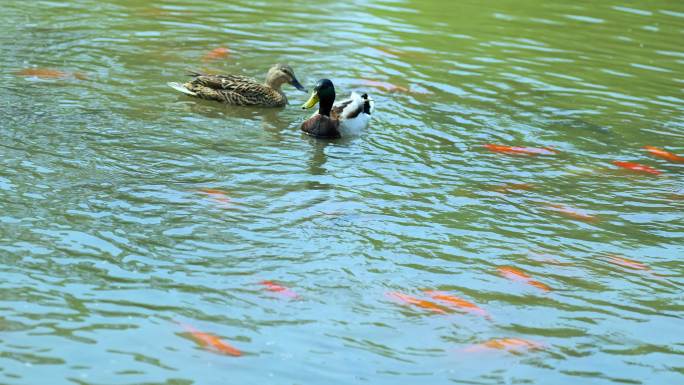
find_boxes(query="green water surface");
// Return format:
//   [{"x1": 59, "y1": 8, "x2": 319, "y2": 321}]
[{"x1": 1, "y1": 0, "x2": 683, "y2": 384}]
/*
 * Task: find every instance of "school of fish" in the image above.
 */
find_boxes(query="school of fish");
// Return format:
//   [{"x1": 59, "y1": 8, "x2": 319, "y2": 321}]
[{"x1": 13, "y1": 47, "x2": 676, "y2": 360}]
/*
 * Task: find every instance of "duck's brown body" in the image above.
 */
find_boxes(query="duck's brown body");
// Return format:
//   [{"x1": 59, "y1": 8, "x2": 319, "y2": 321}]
[
  {"x1": 168, "y1": 64, "x2": 306, "y2": 107},
  {"x1": 183, "y1": 73, "x2": 288, "y2": 107},
  {"x1": 300, "y1": 114, "x2": 341, "y2": 138}
]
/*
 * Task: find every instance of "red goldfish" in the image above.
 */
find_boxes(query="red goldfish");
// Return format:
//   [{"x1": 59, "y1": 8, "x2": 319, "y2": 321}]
[
  {"x1": 613, "y1": 161, "x2": 662, "y2": 175},
  {"x1": 545, "y1": 203, "x2": 597, "y2": 222},
  {"x1": 643, "y1": 146, "x2": 684, "y2": 163},
  {"x1": 464, "y1": 338, "x2": 544, "y2": 353},
  {"x1": 498, "y1": 266, "x2": 551, "y2": 292},
  {"x1": 202, "y1": 47, "x2": 230, "y2": 61},
  {"x1": 197, "y1": 188, "x2": 231, "y2": 206},
  {"x1": 491, "y1": 183, "x2": 535, "y2": 193},
  {"x1": 372, "y1": 46, "x2": 427, "y2": 60},
  {"x1": 361, "y1": 79, "x2": 410, "y2": 93},
  {"x1": 607, "y1": 255, "x2": 649, "y2": 271},
  {"x1": 386, "y1": 292, "x2": 448, "y2": 314},
  {"x1": 424, "y1": 291, "x2": 490, "y2": 319},
  {"x1": 180, "y1": 323, "x2": 242, "y2": 357},
  {"x1": 605, "y1": 255, "x2": 669, "y2": 282},
  {"x1": 16, "y1": 68, "x2": 69, "y2": 79},
  {"x1": 536, "y1": 258, "x2": 575, "y2": 267},
  {"x1": 484, "y1": 144, "x2": 557, "y2": 156},
  {"x1": 260, "y1": 280, "x2": 299, "y2": 299}
]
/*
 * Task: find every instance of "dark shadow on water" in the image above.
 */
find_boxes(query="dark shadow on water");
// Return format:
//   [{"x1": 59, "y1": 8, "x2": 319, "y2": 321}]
[{"x1": 302, "y1": 134, "x2": 358, "y2": 190}]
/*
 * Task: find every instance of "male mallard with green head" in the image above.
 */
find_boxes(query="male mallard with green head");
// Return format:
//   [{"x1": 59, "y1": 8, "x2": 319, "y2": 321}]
[
  {"x1": 300, "y1": 79, "x2": 374, "y2": 138},
  {"x1": 168, "y1": 64, "x2": 307, "y2": 107}
]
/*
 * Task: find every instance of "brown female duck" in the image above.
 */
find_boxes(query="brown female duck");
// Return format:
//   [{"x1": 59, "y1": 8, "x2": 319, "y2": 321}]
[{"x1": 168, "y1": 63, "x2": 306, "y2": 107}]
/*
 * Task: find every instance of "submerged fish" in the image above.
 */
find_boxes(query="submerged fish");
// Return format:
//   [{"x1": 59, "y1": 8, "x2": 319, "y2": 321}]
[
  {"x1": 464, "y1": 337, "x2": 544, "y2": 353},
  {"x1": 545, "y1": 203, "x2": 597, "y2": 222},
  {"x1": 386, "y1": 291, "x2": 448, "y2": 314},
  {"x1": 361, "y1": 79, "x2": 411, "y2": 93},
  {"x1": 612, "y1": 161, "x2": 662, "y2": 175},
  {"x1": 260, "y1": 280, "x2": 299, "y2": 299},
  {"x1": 483, "y1": 144, "x2": 557, "y2": 156},
  {"x1": 536, "y1": 257, "x2": 575, "y2": 267},
  {"x1": 424, "y1": 291, "x2": 490, "y2": 318},
  {"x1": 643, "y1": 146, "x2": 684, "y2": 163},
  {"x1": 202, "y1": 47, "x2": 230, "y2": 61},
  {"x1": 197, "y1": 188, "x2": 231, "y2": 206},
  {"x1": 16, "y1": 68, "x2": 69, "y2": 79},
  {"x1": 607, "y1": 255, "x2": 649, "y2": 271},
  {"x1": 180, "y1": 323, "x2": 242, "y2": 357},
  {"x1": 498, "y1": 266, "x2": 551, "y2": 292},
  {"x1": 491, "y1": 183, "x2": 535, "y2": 194}
]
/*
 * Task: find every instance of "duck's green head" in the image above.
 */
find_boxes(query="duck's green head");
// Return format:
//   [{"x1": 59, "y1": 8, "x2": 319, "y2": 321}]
[{"x1": 302, "y1": 79, "x2": 335, "y2": 110}]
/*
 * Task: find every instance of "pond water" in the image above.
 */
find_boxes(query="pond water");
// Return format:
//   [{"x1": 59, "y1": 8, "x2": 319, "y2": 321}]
[{"x1": 1, "y1": 0, "x2": 683, "y2": 384}]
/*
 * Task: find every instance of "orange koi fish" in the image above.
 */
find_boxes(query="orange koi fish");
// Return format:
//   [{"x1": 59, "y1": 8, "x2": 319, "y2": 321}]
[
  {"x1": 464, "y1": 338, "x2": 544, "y2": 353},
  {"x1": 607, "y1": 255, "x2": 649, "y2": 271},
  {"x1": 545, "y1": 203, "x2": 597, "y2": 222},
  {"x1": 386, "y1": 292, "x2": 447, "y2": 314},
  {"x1": 643, "y1": 146, "x2": 684, "y2": 163},
  {"x1": 424, "y1": 291, "x2": 490, "y2": 318},
  {"x1": 260, "y1": 280, "x2": 299, "y2": 299},
  {"x1": 180, "y1": 323, "x2": 242, "y2": 357},
  {"x1": 498, "y1": 266, "x2": 551, "y2": 292},
  {"x1": 536, "y1": 258, "x2": 575, "y2": 267},
  {"x1": 613, "y1": 161, "x2": 662, "y2": 175},
  {"x1": 16, "y1": 68, "x2": 69, "y2": 79},
  {"x1": 202, "y1": 47, "x2": 229, "y2": 61},
  {"x1": 484, "y1": 144, "x2": 557, "y2": 156},
  {"x1": 371, "y1": 46, "x2": 400, "y2": 58},
  {"x1": 197, "y1": 188, "x2": 231, "y2": 205},
  {"x1": 492, "y1": 183, "x2": 535, "y2": 193},
  {"x1": 361, "y1": 79, "x2": 410, "y2": 93}
]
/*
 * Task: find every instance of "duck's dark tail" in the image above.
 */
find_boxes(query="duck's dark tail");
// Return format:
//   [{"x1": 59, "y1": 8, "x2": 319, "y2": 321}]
[
  {"x1": 185, "y1": 70, "x2": 204, "y2": 77},
  {"x1": 361, "y1": 93, "x2": 374, "y2": 115}
]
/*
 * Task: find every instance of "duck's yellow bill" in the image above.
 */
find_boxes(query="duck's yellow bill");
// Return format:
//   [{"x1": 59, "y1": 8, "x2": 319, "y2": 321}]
[{"x1": 301, "y1": 92, "x2": 319, "y2": 109}]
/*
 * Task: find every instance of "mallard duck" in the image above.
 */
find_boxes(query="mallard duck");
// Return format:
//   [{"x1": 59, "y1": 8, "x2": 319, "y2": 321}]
[
  {"x1": 300, "y1": 79, "x2": 374, "y2": 138},
  {"x1": 167, "y1": 64, "x2": 307, "y2": 107}
]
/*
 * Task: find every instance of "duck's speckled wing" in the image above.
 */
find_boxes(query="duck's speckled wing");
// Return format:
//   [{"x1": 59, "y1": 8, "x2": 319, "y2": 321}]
[
  {"x1": 331, "y1": 100, "x2": 353, "y2": 120},
  {"x1": 300, "y1": 114, "x2": 341, "y2": 138},
  {"x1": 183, "y1": 73, "x2": 285, "y2": 106}
]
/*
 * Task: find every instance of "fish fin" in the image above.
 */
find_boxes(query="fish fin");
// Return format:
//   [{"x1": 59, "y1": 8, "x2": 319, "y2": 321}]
[{"x1": 167, "y1": 82, "x2": 197, "y2": 96}]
